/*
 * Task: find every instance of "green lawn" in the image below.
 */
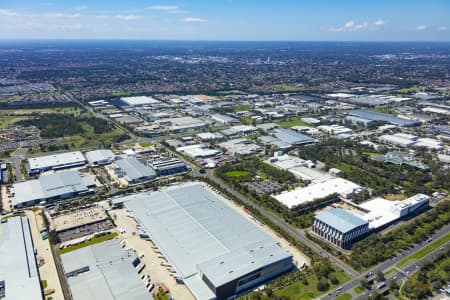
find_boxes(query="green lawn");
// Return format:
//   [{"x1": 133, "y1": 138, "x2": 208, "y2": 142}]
[
  {"x1": 139, "y1": 141, "x2": 152, "y2": 147},
  {"x1": 384, "y1": 268, "x2": 396, "y2": 276},
  {"x1": 41, "y1": 279, "x2": 48, "y2": 289},
  {"x1": 335, "y1": 293, "x2": 352, "y2": 300},
  {"x1": 223, "y1": 170, "x2": 252, "y2": 180},
  {"x1": 215, "y1": 90, "x2": 248, "y2": 95},
  {"x1": 233, "y1": 104, "x2": 252, "y2": 112},
  {"x1": 275, "y1": 118, "x2": 311, "y2": 128},
  {"x1": 396, "y1": 232, "x2": 450, "y2": 268},
  {"x1": 58, "y1": 232, "x2": 118, "y2": 255},
  {"x1": 273, "y1": 84, "x2": 305, "y2": 92},
  {"x1": 275, "y1": 271, "x2": 351, "y2": 300},
  {"x1": 353, "y1": 286, "x2": 365, "y2": 294}
]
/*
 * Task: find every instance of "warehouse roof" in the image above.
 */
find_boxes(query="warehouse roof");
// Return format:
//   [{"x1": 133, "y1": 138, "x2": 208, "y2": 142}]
[
  {"x1": 84, "y1": 149, "x2": 115, "y2": 165},
  {"x1": 315, "y1": 208, "x2": 368, "y2": 233},
  {"x1": 61, "y1": 239, "x2": 151, "y2": 300},
  {"x1": 114, "y1": 158, "x2": 156, "y2": 182},
  {"x1": 28, "y1": 151, "x2": 86, "y2": 171},
  {"x1": 274, "y1": 128, "x2": 316, "y2": 145},
  {"x1": 0, "y1": 216, "x2": 43, "y2": 300},
  {"x1": 122, "y1": 182, "x2": 291, "y2": 297},
  {"x1": 349, "y1": 110, "x2": 420, "y2": 127},
  {"x1": 120, "y1": 96, "x2": 160, "y2": 106},
  {"x1": 12, "y1": 171, "x2": 95, "y2": 207}
]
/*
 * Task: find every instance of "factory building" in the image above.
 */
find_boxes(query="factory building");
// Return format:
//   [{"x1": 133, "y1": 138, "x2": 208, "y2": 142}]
[
  {"x1": 60, "y1": 239, "x2": 151, "y2": 300},
  {"x1": 313, "y1": 208, "x2": 370, "y2": 249},
  {"x1": 27, "y1": 151, "x2": 87, "y2": 175},
  {"x1": 11, "y1": 171, "x2": 96, "y2": 208},
  {"x1": 0, "y1": 216, "x2": 43, "y2": 300},
  {"x1": 273, "y1": 128, "x2": 316, "y2": 146},
  {"x1": 84, "y1": 149, "x2": 115, "y2": 167},
  {"x1": 112, "y1": 158, "x2": 156, "y2": 184},
  {"x1": 117, "y1": 182, "x2": 293, "y2": 300},
  {"x1": 348, "y1": 110, "x2": 421, "y2": 127},
  {"x1": 148, "y1": 157, "x2": 188, "y2": 176}
]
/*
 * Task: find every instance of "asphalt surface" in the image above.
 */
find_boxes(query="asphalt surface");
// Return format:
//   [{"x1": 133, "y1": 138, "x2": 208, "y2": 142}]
[{"x1": 322, "y1": 224, "x2": 450, "y2": 300}]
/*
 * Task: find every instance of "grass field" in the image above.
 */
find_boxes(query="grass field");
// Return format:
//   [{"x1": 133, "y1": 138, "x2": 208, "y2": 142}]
[
  {"x1": 335, "y1": 293, "x2": 352, "y2": 300},
  {"x1": 396, "y1": 232, "x2": 450, "y2": 268},
  {"x1": 273, "y1": 84, "x2": 305, "y2": 92},
  {"x1": 233, "y1": 104, "x2": 252, "y2": 112},
  {"x1": 0, "y1": 106, "x2": 81, "y2": 128},
  {"x1": 275, "y1": 271, "x2": 351, "y2": 300},
  {"x1": 0, "y1": 115, "x2": 31, "y2": 128},
  {"x1": 276, "y1": 119, "x2": 311, "y2": 128},
  {"x1": 215, "y1": 90, "x2": 248, "y2": 95},
  {"x1": 139, "y1": 141, "x2": 152, "y2": 147},
  {"x1": 223, "y1": 170, "x2": 252, "y2": 180},
  {"x1": 57, "y1": 232, "x2": 118, "y2": 255}
]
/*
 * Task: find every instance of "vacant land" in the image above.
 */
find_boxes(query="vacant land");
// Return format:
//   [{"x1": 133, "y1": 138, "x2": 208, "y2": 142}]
[
  {"x1": 273, "y1": 84, "x2": 305, "y2": 92},
  {"x1": 276, "y1": 118, "x2": 312, "y2": 128}
]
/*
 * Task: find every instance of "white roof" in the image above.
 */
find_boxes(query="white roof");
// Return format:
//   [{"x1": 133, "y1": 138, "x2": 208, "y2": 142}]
[
  {"x1": 274, "y1": 178, "x2": 360, "y2": 208},
  {"x1": 85, "y1": 149, "x2": 115, "y2": 165},
  {"x1": 28, "y1": 151, "x2": 86, "y2": 171},
  {"x1": 120, "y1": 96, "x2": 160, "y2": 106}
]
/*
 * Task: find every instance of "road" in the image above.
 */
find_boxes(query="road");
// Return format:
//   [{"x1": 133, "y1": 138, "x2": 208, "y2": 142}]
[{"x1": 322, "y1": 224, "x2": 450, "y2": 300}]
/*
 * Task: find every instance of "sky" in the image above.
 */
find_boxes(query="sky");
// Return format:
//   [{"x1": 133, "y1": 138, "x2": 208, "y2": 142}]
[{"x1": 0, "y1": 0, "x2": 449, "y2": 41}]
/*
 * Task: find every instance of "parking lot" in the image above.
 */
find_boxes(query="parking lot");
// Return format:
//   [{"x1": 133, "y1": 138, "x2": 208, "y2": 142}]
[{"x1": 111, "y1": 206, "x2": 195, "y2": 300}]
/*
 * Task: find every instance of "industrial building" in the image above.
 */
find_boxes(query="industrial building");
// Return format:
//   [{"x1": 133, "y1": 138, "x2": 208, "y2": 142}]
[
  {"x1": 176, "y1": 144, "x2": 220, "y2": 158},
  {"x1": 379, "y1": 133, "x2": 444, "y2": 150},
  {"x1": 118, "y1": 182, "x2": 293, "y2": 300},
  {"x1": 313, "y1": 208, "x2": 370, "y2": 249},
  {"x1": 0, "y1": 216, "x2": 43, "y2": 300},
  {"x1": 371, "y1": 151, "x2": 429, "y2": 170},
  {"x1": 274, "y1": 178, "x2": 360, "y2": 208},
  {"x1": 148, "y1": 157, "x2": 188, "y2": 176},
  {"x1": 348, "y1": 110, "x2": 421, "y2": 127},
  {"x1": 28, "y1": 151, "x2": 87, "y2": 175},
  {"x1": 219, "y1": 138, "x2": 262, "y2": 156},
  {"x1": 60, "y1": 239, "x2": 151, "y2": 300},
  {"x1": 84, "y1": 149, "x2": 115, "y2": 167},
  {"x1": 157, "y1": 116, "x2": 207, "y2": 132},
  {"x1": 11, "y1": 171, "x2": 96, "y2": 208},
  {"x1": 211, "y1": 114, "x2": 239, "y2": 125},
  {"x1": 112, "y1": 158, "x2": 156, "y2": 184},
  {"x1": 120, "y1": 96, "x2": 160, "y2": 106},
  {"x1": 273, "y1": 128, "x2": 316, "y2": 146}
]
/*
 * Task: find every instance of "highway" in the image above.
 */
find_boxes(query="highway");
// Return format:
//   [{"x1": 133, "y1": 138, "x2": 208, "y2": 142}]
[{"x1": 322, "y1": 224, "x2": 450, "y2": 300}]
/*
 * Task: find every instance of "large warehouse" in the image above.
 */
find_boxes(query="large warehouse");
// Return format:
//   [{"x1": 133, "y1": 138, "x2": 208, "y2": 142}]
[
  {"x1": 112, "y1": 158, "x2": 156, "y2": 184},
  {"x1": 61, "y1": 239, "x2": 151, "y2": 300},
  {"x1": 28, "y1": 151, "x2": 87, "y2": 175},
  {"x1": 12, "y1": 171, "x2": 96, "y2": 208},
  {"x1": 119, "y1": 182, "x2": 293, "y2": 300},
  {"x1": 348, "y1": 110, "x2": 421, "y2": 127},
  {"x1": 313, "y1": 208, "x2": 370, "y2": 249},
  {"x1": 0, "y1": 216, "x2": 43, "y2": 300},
  {"x1": 84, "y1": 149, "x2": 115, "y2": 167}
]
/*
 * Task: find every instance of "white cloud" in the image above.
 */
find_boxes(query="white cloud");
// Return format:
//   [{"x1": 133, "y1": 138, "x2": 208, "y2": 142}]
[
  {"x1": 147, "y1": 5, "x2": 179, "y2": 11},
  {"x1": 329, "y1": 20, "x2": 370, "y2": 32},
  {"x1": 437, "y1": 26, "x2": 447, "y2": 31},
  {"x1": 374, "y1": 19, "x2": 385, "y2": 26},
  {"x1": 115, "y1": 14, "x2": 143, "y2": 21},
  {"x1": 75, "y1": 5, "x2": 88, "y2": 11},
  {"x1": 182, "y1": 17, "x2": 208, "y2": 23},
  {"x1": 416, "y1": 25, "x2": 428, "y2": 31},
  {"x1": 0, "y1": 9, "x2": 19, "y2": 16}
]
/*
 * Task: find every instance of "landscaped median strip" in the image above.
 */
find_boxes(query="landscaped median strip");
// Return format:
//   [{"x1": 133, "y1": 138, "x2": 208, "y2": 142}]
[
  {"x1": 57, "y1": 232, "x2": 118, "y2": 255},
  {"x1": 396, "y1": 232, "x2": 450, "y2": 268}
]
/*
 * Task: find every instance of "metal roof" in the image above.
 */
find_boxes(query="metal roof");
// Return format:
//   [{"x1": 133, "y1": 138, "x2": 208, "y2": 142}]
[
  {"x1": 315, "y1": 208, "x2": 368, "y2": 233},
  {"x1": 0, "y1": 216, "x2": 43, "y2": 300},
  {"x1": 61, "y1": 239, "x2": 151, "y2": 300},
  {"x1": 349, "y1": 110, "x2": 421, "y2": 127},
  {"x1": 274, "y1": 128, "x2": 315, "y2": 145},
  {"x1": 84, "y1": 149, "x2": 115, "y2": 165},
  {"x1": 12, "y1": 171, "x2": 95, "y2": 207},
  {"x1": 28, "y1": 151, "x2": 86, "y2": 171},
  {"x1": 122, "y1": 182, "x2": 291, "y2": 297},
  {"x1": 114, "y1": 158, "x2": 156, "y2": 182}
]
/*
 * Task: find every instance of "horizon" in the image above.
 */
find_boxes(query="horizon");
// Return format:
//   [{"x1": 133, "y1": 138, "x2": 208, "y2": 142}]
[{"x1": 1, "y1": 0, "x2": 449, "y2": 41}]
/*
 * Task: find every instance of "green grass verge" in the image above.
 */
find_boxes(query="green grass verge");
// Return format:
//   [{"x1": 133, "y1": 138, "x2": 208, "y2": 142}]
[
  {"x1": 233, "y1": 104, "x2": 252, "y2": 112},
  {"x1": 275, "y1": 118, "x2": 311, "y2": 128},
  {"x1": 58, "y1": 232, "x2": 118, "y2": 255},
  {"x1": 396, "y1": 232, "x2": 450, "y2": 268},
  {"x1": 353, "y1": 286, "x2": 365, "y2": 294},
  {"x1": 41, "y1": 279, "x2": 48, "y2": 289},
  {"x1": 384, "y1": 268, "x2": 396, "y2": 276},
  {"x1": 273, "y1": 84, "x2": 305, "y2": 92},
  {"x1": 223, "y1": 170, "x2": 252, "y2": 180},
  {"x1": 275, "y1": 271, "x2": 351, "y2": 300},
  {"x1": 139, "y1": 141, "x2": 152, "y2": 147},
  {"x1": 335, "y1": 293, "x2": 352, "y2": 300}
]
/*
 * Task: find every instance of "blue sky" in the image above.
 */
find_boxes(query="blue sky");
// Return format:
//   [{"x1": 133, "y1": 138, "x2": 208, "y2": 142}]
[{"x1": 0, "y1": 0, "x2": 449, "y2": 41}]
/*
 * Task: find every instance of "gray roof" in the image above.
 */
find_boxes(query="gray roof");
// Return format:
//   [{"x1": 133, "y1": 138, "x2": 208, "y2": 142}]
[
  {"x1": 114, "y1": 158, "x2": 156, "y2": 182},
  {"x1": 61, "y1": 239, "x2": 151, "y2": 300},
  {"x1": 349, "y1": 110, "x2": 421, "y2": 127},
  {"x1": 28, "y1": 151, "x2": 86, "y2": 171},
  {"x1": 0, "y1": 216, "x2": 43, "y2": 300},
  {"x1": 315, "y1": 208, "x2": 368, "y2": 233},
  {"x1": 12, "y1": 171, "x2": 95, "y2": 207},
  {"x1": 274, "y1": 128, "x2": 316, "y2": 145},
  {"x1": 122, "y1": 182, "x2": 291, "y2": 298},
  {"x1": 85, "y1": 149, "x2": 115, "y2": 165}
]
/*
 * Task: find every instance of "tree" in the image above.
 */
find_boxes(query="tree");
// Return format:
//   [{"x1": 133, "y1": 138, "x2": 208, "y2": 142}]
[
  {"x1": 376, "y1": 271, "x2": 385, "y2": 282},
  {"x1": 389, "y1": 280, "x2": 399, "y2": 291},
  {"x1": 360, "y1": 279, "x2": 370, "y2": 290},
  {"x1": 316, "y1": 277, "x2": 330, "y2": 291},
  {"x1": 329, "y1": 274, "x2": 339, "y2": 285}
]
